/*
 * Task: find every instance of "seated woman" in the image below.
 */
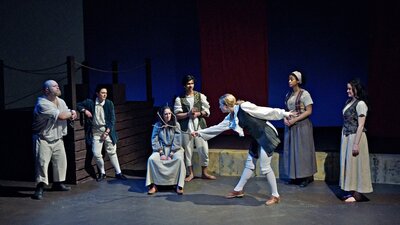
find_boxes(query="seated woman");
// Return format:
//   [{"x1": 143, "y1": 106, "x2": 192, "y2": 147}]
[{"x1": 146, "y1": 106, "x2": 186, "y2": 195}]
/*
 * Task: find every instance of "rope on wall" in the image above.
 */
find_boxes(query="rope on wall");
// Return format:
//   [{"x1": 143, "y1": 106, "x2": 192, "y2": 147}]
[
  {"x1": 2, "y1": 60, "x2": 146, "y2": 106},
  {"x1": 3, "y1": 61, "x2": 81, "y2": 106},
  {"x1": 75, "y1": 61, "x2": 145, "y2": 73}
]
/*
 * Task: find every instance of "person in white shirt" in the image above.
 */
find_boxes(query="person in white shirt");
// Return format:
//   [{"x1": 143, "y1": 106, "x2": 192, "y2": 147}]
[
  {"x1": 174, "y1": 75, "x2": 215, "y2": 181},
  {"x1": 192, "y1": 93, "x2": 295, "y2": 206},
  {"x1": 340, "y1": 79, "x2": 372, "y2": 203},
  {"x1": 77, "y1": 86, "x2": 127, "y2": 182},
  {"x1": 32, "y1": 80, "x2": 77, "y2": 200}
]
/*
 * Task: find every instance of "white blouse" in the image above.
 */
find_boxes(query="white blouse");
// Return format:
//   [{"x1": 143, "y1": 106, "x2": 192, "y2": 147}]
[
  {"x1": 342, "y1": 100, "x2": 368, "y2": 116},
  {"x1": 198, "y1": 101, "x2": 290, "y2": 141}
]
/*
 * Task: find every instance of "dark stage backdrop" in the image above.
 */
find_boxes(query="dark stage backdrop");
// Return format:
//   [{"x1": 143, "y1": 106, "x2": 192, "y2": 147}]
[
  {"x1": 0, "y1": 0, "x2": 85, "y2": 109},
  {"x1": 83, "y1": 0, "x2": 201, "y2": 104},
  {"x1": 266, "y1": 1, "x2": 369, "y2": 128},
  {"x1": 368, "y1": 1, "x2": 400, "y2": 138},
  {"x1": 198, "y1": 0, "x2": 268, "y2": 126},
  {"x1": 81, "y1": 0, "x2": 399, "y2": 139}
]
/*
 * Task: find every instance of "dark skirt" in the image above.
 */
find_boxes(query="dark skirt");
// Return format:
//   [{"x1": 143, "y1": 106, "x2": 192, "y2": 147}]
[{"x1": 282, "y1": 118, "x2": 317, "y2": 179}]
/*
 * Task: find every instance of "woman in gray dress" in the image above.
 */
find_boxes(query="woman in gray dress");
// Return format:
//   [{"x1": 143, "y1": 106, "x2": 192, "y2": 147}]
[
  {"x1": 146, "y1": 106, "x2": 186, "y2": 195},
  {"x1": 282, "y1": 71, "x2": 317, "y2": 187},
  {"x1": 340, "y1": 79, "x2": 372, "y2": 202}
]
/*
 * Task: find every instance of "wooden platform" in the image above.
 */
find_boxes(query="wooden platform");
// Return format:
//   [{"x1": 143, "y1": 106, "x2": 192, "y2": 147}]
[
  {"x1": 190, "y1": 135, "x2": 400, "y2": 185},
  {"x1": 68, "y1": 101, "x2": 154, "y2": 184}
]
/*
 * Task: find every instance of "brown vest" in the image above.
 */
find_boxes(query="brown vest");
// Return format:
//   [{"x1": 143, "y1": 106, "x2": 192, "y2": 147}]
[{"x1": 178, "y1": 91, "x2": 207, "y2": 131}]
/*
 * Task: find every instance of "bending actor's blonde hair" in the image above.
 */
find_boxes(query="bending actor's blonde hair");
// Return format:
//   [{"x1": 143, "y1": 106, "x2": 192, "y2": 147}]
[{"x1": 219, "y1": 94, "x2": 237, "y2": 108}]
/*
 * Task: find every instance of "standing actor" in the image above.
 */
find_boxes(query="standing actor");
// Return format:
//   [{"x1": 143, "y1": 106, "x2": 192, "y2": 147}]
[
  {"x1": 174, "y1": 75, "x2": 216, "y2": 181},
  {"x1": 282, "y1": 71, "x2": 317, "y2": 187},
  {"x1": 340, "y1": 79, "x2": 372, "y2": 202},
  {"x1": 77, "y1": 86, "x2": 127, "y2": 182},
  {"x1": 32, "y1": 80, "x2": 77, "y2": 200}
]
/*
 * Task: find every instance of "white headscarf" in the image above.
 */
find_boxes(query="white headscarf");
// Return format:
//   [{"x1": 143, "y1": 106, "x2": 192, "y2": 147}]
[{"x1": 291, "y1": 71, "x2": 302, "y2": 84}]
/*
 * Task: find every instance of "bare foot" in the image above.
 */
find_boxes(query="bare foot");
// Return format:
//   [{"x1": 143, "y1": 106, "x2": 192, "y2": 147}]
[
  {"x1": 344, "y1": 197, "x2": 356, "y2": 203},
  {"x1": 176, "y1": 186, "x2": 184, "y2": 195},
  {"x1": 185, "y1": 173, "x2": 194, "y2": 182},
  {"x1": 201, "y1": 173, "x2": 216, "y2": 180},
  {"x1": 147, "y1": 185, "x2": 157, "y2": 195}
]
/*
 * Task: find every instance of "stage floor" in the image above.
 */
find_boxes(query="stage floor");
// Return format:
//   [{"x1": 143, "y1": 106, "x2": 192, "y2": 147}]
[{"x1": 1, "y1": 175, "x2": 399, "y2": 225}]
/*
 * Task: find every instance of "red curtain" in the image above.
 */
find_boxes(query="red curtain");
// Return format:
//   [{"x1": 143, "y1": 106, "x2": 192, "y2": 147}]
[
  {"x1": 197, "y1": 0, "x2": 268, "y2": 126},
  {"x1": 368, "y1": 1, "x2": 399, "y2": 138}
]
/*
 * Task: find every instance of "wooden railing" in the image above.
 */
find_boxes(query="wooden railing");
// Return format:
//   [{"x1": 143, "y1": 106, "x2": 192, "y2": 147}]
[{"x1": 0, "y1": 56, "x2": 155, "y2": 184}]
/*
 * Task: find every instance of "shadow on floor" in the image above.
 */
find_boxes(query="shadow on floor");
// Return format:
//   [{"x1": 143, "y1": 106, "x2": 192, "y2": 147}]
[{"x1": 0, "y1": 184, "x2": 34, "y2": 198}]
